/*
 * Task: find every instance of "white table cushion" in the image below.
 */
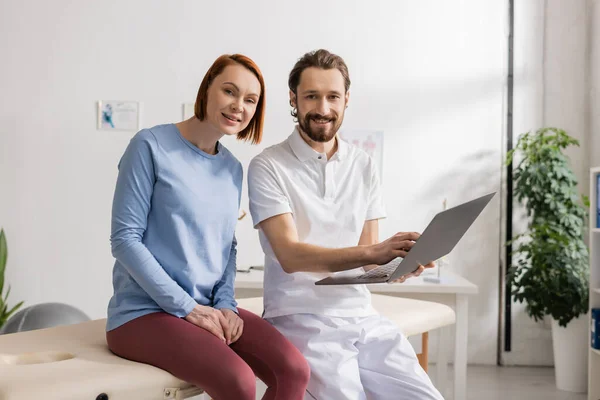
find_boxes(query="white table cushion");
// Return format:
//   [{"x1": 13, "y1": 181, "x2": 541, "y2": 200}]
[
  {"x1": 237, "y1": 294, "x2": 456, "y2": 337},
  {"x1": 0, "y1": 296, "x2": 453, "y2": 400},
  {"x1": 0, "y1": 319, "x2": 198, "y2": 400},
  {"x1": 370, "y1": 294, "x2": 456, "y2": 336}
]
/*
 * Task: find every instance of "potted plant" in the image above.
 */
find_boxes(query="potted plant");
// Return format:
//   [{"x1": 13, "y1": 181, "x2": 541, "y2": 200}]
[
  {"x1": 506, "y1": 127, "x2": 589, "y2": 392},
  {"x1": 0, "y1": 229, "x2": 24, "y2": 332}
]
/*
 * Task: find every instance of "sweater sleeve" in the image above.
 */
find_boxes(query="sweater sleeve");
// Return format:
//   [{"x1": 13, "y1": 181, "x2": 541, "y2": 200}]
[
  {"x1": 110, "y1": 131, "x2": 196, "y2": 318},
  {"x1": 212, "y1": 161, "x2": 242, "y2": 313},
  {"x1": 211, "y1": 234, "x2": 239, "y2": 313}
]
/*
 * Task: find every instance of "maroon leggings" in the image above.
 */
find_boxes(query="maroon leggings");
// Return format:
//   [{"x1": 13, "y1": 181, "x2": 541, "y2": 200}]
[{"x1": 106, "y1": 308, "x2": 310, "y2": 400}]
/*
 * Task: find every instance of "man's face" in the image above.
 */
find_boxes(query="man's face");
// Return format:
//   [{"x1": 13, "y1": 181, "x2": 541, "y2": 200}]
[{"x1": 290, "y1": 67, "x2": 349, "y2": 143}]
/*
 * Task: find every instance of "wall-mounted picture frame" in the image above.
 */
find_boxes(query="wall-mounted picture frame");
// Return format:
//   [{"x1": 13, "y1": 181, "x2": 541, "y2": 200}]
[
  {"x1": 182, "y1": 103, "x2": 194, "y2": 120},
  {"x1": 339, "y1": 129, "x2": 384, "y2": 180},
  {"x1": 97, "y1": 100, "x2": 140, "y2": 131}
]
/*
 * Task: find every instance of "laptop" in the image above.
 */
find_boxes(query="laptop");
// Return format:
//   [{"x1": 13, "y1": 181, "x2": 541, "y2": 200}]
[{"x1": 315, "y1": 192, "x2": 496, "y2": 285}]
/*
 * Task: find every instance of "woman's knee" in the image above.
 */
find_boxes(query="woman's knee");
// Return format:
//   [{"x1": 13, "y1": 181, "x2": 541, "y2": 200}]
[
  {"x1": 211, "y1": 364, "x2": 256, "y2": 400},
  {"x1": 279, "y1": 349, "x2": 311, "y2": 386}
]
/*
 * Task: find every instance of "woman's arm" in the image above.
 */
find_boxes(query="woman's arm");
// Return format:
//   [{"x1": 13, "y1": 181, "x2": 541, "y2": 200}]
[
  {"x1": 110, "y1": 131, "x2": 196, "y2": 318},
  {"x1": 211, "y1": 235, "x2": 238, "y2": 313}
]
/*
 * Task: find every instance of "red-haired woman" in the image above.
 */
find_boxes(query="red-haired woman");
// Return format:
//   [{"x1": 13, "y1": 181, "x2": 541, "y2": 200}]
[{"x1": 105, "y1": 54, "x2": 310, "y2": 400}]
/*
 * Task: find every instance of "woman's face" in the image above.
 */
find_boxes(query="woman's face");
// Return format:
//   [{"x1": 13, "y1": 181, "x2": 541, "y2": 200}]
[{"x1": 205, "y1": 64, "x2": 261, "y2": 136}]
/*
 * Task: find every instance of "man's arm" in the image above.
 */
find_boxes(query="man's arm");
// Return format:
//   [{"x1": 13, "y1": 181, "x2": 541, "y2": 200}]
[
  {"x1": 249, "y1": 155, "x2": 418, "y2": 274},
  {"x1": 358, "y1": 219, "x2": 431, "y2": 280},
  {"x1": 259, "y1": 213, "x2": 418, "y2": 274},
  {"x1": 358, "y1": 219, "x2": 381, "y2": 272}
]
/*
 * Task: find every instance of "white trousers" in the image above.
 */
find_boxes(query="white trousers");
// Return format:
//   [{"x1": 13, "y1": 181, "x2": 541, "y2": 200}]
[{"x1": 267, "y1": 313, "x2": 444, "y2": 400}]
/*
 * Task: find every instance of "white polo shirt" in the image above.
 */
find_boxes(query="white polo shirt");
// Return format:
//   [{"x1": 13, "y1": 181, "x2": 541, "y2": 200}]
[{"x1": 248, "y1": 126, "x2": 386, "y2": 319}]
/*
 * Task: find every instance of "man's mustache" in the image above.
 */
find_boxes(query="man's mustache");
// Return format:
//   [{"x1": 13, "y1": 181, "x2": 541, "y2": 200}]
[{"x1": 307, "y1": 112, "x2": 337, "y2": 121}]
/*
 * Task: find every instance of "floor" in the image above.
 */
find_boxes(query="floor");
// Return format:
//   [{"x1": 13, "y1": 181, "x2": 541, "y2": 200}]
[
  {"x1": 196, "y1": 365, "x2": 588, "y2": 399},
  {"x1": 428, "y1": 365, "x2": 587, "y2": 400}
]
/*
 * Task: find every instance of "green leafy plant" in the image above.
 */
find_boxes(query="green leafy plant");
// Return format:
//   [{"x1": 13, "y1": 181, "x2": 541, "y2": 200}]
[
  {"x1": 506, "y1": 127, "x2": 589, "y2": 328},
  {"x1": 0, "y1": 229, "x2": 24, "y2": 331}
]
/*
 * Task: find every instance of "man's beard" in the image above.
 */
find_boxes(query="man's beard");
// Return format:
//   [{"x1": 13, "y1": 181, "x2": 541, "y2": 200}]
[{"x1": 298, "y1": 109, "x2": 344, "y2": 143}]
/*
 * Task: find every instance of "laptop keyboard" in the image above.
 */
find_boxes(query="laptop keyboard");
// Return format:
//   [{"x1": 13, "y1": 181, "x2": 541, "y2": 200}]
[{"x1": 358, "y1": 258, "x2": 402, "y2": 279}]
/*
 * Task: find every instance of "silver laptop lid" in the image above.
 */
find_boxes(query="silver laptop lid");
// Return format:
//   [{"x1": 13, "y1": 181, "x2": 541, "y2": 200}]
[{"x1": 388, "y1": 192, "x2": 496, "y2": 281}]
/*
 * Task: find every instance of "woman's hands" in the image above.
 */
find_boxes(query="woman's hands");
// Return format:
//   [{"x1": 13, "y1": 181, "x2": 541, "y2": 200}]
[
  {"x1": 220, "y1": 309, "x2": 244, "y2": 345},
  {"x1": 184, "y1": 304, "x2": 229, "y2": 342},
  {"x1": 185, "y1": 305, "x2": 243, "y2": 345}
]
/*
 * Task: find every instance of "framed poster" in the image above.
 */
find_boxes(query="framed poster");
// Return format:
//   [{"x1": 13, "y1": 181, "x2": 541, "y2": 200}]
[
  {"x1": 182, "y1": 103, "x2": 195, "y2": 120},
  {"x1": 97, "y1": 101, "x2": 140, "y2": 131},
  {"x1": 339, "y1": 129, "x2": 384, "y2": 178}
]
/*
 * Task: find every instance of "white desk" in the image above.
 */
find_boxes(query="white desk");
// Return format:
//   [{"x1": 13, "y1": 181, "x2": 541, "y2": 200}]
[{"x1": 234, "y1": 269, "x2": 478, "y2": 400}]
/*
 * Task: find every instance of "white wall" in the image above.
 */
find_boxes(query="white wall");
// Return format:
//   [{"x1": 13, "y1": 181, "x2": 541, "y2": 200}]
[
  {"x1": 0, "y1": 0, "x2": 506, "y2": 364},
  {"x1": 503, "y1": 0, "x2": 592, "y2": 366}
]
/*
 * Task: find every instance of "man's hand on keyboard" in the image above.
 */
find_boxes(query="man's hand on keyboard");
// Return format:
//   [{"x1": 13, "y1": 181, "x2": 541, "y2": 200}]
[
  {"x1": 369, "y1": 231, "x2": 420, "y2": 265},
  {"x1": 390, "y1": 261, "x2": 435, "y2": 283}
]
